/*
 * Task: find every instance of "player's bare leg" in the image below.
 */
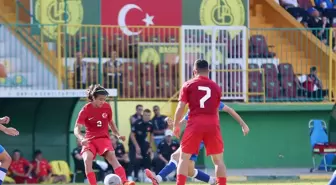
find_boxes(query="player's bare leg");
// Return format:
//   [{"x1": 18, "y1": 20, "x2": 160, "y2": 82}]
[
  {"x1": 104, "y1": 151, "x2": 135, "y2": 185},
  {"x1": 211, "y1": 153, "x2": 227, "y2": 185},
  {"x1": 176, "y1": 152, "x2": 192, "y2": 185},
  {"x1": 82, "y1": 151, "x2": 97, "y2": 185}
]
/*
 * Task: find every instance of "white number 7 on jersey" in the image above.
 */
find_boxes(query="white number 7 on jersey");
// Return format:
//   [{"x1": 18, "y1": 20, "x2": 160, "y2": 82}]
[{"x1": 198, "y1": 86, "x2": 211, "y2": 108}]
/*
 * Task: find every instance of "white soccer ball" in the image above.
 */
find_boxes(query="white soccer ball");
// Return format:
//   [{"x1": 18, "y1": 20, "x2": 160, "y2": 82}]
[{"x1": 104, "y1": 174, "x2": 122, "y2": 185}]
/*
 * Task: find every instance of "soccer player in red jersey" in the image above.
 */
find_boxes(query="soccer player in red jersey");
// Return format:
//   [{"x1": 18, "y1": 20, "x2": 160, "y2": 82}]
[
  {"x1": 74, "y1": 84, "x2": 135, "y2": 185},
  {"x1": 173, "y1": 59, "x2": 249, "y2": 185},
  {"x1": 9, "y1": 150, "x2": 33, "y2": 184}
]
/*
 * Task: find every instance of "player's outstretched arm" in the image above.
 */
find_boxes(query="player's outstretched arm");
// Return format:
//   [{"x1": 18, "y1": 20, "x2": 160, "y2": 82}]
[
  {"x1": 0, "y1": 123, "x2": 19, "y2": 136},
  {"x1": 222, "y1": 105, "x2": 249, "y2": 135}
]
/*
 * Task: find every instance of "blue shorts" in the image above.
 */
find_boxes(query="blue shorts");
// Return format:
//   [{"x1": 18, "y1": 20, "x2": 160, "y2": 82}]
[
  {"x1": 0, "y1": 145, "x2": 4, "y2": 154},
  {"x1": 189, "y1": 142, "x2": 204, "y2": 162}
]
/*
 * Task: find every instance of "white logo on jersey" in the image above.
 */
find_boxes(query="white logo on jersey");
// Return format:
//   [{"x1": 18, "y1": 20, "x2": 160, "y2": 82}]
[{"x1": 102, "y1": 113, "x2": 108, "y2": 118}]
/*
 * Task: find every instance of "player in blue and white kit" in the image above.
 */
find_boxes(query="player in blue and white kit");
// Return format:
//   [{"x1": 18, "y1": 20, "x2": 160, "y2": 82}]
[
  {"x1": 145, "y1": 102, "x2": 248, "y2": 185},
  {"x1": 0, "y1": 116, "x2": 19, "y2": 185}
]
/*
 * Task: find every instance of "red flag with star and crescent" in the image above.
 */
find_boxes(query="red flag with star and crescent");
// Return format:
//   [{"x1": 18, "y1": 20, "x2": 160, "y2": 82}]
[{"x1": 101, "y1": 0, "x2": 182, "y2": 38}]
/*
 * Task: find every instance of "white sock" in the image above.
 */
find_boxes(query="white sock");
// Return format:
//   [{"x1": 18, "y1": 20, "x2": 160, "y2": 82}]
[
  {"x1": 191, "y1": 169, "x2": 198, "y2": 178},
  {"x1": 208, "y1": 177, "x2": 216, "y2": 184},
  {"x1": 156, "y1": 175, "x2": 163, "y2": 183}
]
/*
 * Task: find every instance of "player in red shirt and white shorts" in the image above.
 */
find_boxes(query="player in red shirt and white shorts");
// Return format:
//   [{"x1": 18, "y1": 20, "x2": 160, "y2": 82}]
[
  {"x1": 74, "y1": 84, "x2": 135, "y2": 185},
  {"x1": 173, "y1": 59, "x2": 249, "y2": 185}
]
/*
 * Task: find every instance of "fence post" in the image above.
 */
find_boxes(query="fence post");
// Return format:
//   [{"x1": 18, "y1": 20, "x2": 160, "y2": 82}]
[
  {"x1": 98, "y1": 0, "x2": 102, "y2": 84},
  {"x1": 57, "y1": 24, "x2": 62, "y2": 89},
  {"x1": 329, "y1": 27, "x2": 333, "y2": 102}
]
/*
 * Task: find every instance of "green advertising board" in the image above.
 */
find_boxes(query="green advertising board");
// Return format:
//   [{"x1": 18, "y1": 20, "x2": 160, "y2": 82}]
[
  {"x1": 32, "y1": 0, "x2": 100, "y2": 39},
  {"x1": 183, "y1": 0, "x2": 248, "y2": 26},
  {"x1": 138, "y1": 42, "x2": 226, "y2": 65}
]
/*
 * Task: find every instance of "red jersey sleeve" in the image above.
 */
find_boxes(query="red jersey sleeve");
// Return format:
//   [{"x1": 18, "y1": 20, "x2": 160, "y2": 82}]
[
  {"x1": 76, "y1": 106, "x2": 88, "y2": 125},
  {"x1": 178, "y1": 83, "x2": 188, "y2": 103}
]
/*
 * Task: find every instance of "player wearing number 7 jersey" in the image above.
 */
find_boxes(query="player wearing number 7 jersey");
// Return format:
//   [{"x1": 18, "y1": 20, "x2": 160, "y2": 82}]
[
  {"x1": 74, "y1": 84, "x2": 135, "y2": 185},
  {"x1": 173, "y1": 59, "x2": 249, "y2": 185}
]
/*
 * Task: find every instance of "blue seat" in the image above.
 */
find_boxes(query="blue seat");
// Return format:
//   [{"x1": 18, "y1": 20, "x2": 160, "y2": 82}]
[{"x1": 309, "y1": 119, "x2": 335, "y2": 172}]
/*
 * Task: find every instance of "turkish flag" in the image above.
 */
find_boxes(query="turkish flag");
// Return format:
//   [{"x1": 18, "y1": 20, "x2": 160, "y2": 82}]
[{"x1": 101, "y1": 0, "x2": 182, "y2": 38}]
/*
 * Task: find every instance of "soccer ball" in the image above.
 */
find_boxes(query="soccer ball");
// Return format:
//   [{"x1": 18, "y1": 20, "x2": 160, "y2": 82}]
[{"x1": 104, "y1": 174, "x2": 122, "y2": 185}]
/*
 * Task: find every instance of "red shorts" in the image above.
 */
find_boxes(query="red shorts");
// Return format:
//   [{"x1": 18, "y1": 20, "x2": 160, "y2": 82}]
[
  {"x1": 181, "y1": 124, "x2": 223, "y2": 155},
  {"x1": 81, "y1": 137, "x2": 114, "y2": 158}
]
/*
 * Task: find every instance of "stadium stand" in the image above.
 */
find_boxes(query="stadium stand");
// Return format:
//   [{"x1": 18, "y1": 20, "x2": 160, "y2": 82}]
[{"x1": 0, "y1": 0, "x2": 333, "y2": 102}]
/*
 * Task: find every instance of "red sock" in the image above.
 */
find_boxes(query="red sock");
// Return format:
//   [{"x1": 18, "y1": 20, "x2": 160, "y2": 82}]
[
  {"x1": 86, "y1": 172, "x2": 97, "y2": 185},
  {"x1": 114, "y1": 166, "x2": 127, "y2": 183},
  {"x1": 177, "y1": 174, "x2": 187, "y2": 185},
  {"x1": 217, "y1": 177, "x2": 227, "y2": 185}
]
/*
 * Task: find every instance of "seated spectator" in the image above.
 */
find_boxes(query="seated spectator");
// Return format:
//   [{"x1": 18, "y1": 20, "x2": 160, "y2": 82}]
[
  {"x1": 129, "y1": 109, "x2": 154, "y2": 182},
  {"x1": 153, "y1": 130, "x2": 179, "y2": 176},
  {"x1": 72, "y1": 138, "x2": 105, "y2": 182},
  {"x1": 280, "y1": 0, "x2": 298, "y2": 8},
  {"x1": 298, "y1": 66, "x2": 330, "y2": 99},
  {"x1": 315, "y1": 0, "x2": 333, "y2": 9},
  {"x1": 306, "y1": 7, "x2": 328, "y2": 43},
  {"x1": 105, "y1": 136, "x2": 131, "y2": 179},
  {"x1": 151, "y1": 105, "x2": 168, "y2": 147},
  {"x1": 103, "y1": 51, "x2": 123, "y2": 94},
  {"x1": 31, "y1": 150, "x2": 66, "y2": 183},
  {"x1": 74, "y1": 52, "x2": 88, "y2": 89},
  {"x1": 9, "y1": 150, "x2": 34, "y2": 184}
]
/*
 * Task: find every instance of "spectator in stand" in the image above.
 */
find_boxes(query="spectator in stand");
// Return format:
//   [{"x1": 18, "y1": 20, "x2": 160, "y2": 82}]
[
  {"x1": 9, "y1": 150, "x2": 34, "y2": 184},
  {"x1": 306, "y1": 7, "x2": 328, "y2": 43},
  {"x1": 32, "y1": 150, "x2": 66, "y2": 183},
  {"x1": 72, "y1": 138, "x2": 105, "y2": 182},
  {"x1": 130, "y1": 105, "x2": 143, "y2": 125},
  {"x1": 103, "y1": 51, "x2": 123, "y2": 94},
  {"x1": 105, "y1": 136, "x2": 132, "y2": 180},
  {"x1": 74, "y1": 52, "x2": 87, "y2": 89},
  {"x1": 129, "y1": 109, "x2": 154, "y2": 182},
  {"x1": 153, "y1": 130, "x2": 179, "y2": 176},
  {"x1": 298, "y1": 66, "x2": 329, "y2": 99},
  {"x1": 280, "y1": 0, "x2": 298, "y2": 8},
  {"x1": 151, "y1": 105, "x2": 168, "y2": 148},
  {"x1": 315, "y1": 0, "x2": 333, "y2": 9}
]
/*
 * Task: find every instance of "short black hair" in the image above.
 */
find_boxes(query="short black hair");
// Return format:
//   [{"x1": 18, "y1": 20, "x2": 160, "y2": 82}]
[
  {"x1": 310, "y1": 66, "x2": 317, "y2": 72},
  {"x1": 194, "y1": 59, "x2": 209, "y2": 72},
  {"x1": 144, "y1": 109, "x2": 151, "y2": 113},
  {"x1": 153, "y1": 105, "x2": 159, "y2": 110},
  {"x1": 136, "y1": 104, "x2": 143, "y2": 110},
  {"x1": 33, "y1": 150, "x2": 42, "y2": 158}
]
